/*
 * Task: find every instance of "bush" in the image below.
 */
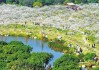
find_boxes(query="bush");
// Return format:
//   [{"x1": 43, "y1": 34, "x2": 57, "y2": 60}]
[
  {"x1": 87, "y1": 35, "x2": 96, "y2": 43},
  {"x1": 84, "y1": 53, "x2": 96, "y2": 61},
  {"x1": 27, "y1": 52, "x2": 53, "y2": 66},
  {"x1": 93, "y1": 67, "x2": 99, "y2": 70},
  {"x1": 75, "y1": 0, "x2": 82, "y2": 4},
  {"x1": 53, "y1": 54, "x2": 80, "y2": 70},
  {"x1": 8, "y1": 41, "x2": 24, "y2": 45},
  {"x1": 64, "y1": 0, "x2": 71, "y2": 3},
  {"x1": 0, "y1": 41, "x2": 53, "y2": 70},
  {"x1": 33, "y1": 2, "x2": 43, "y2": 7},
  {"x1": 48, "y1": 40, "x2": 68, "y2": 52},
  {"x1": 0, "y1": 62, "x2": 6, "y2": 69},
  {"x1": 88, "y1": 0, "x2": 98, "y2": 3},
  {"x1": 6, "y1": 0, "x2": 12, "y2": 4},
  {"x1": 0, "y1": 41, "x2": 7, "y2": 45}
]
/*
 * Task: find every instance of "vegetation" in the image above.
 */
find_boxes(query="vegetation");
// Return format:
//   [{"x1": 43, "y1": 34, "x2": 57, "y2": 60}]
[
  {"x1": 0, "y1": 0, "x2": 99, "y2": 69},
  {"x1": 84, "y1": 53, "x2": 96, "y2": 61},
  {"x1": 33, "y1": 1, "x2": 43, "y2": 7},
  {"x1": 48, "y1": 38, "x2": 68, "y2": 52},
  {"x1": 0, "y1": 0, "x2": 99, "y2": 7},
  {"x1": 0, "y1": 41, "x2": 53, "y2": 70},
  {"x1": 93, "y1": 67, "x2": 99, "y2": 70},
  {"x1": 0, "y1": 24, "x2": 87, "y2": 53},
  {"x1": 53, "y1": 54, "x2": 80, "y2": 70},
  {"x1": 53, "y1": 53, "x2": 99, "y2": 70}
]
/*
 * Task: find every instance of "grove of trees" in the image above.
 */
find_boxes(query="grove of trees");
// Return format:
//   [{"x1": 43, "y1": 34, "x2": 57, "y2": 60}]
[
  {"x1": 0, "y1": 41, "x2": 53, "y2": 70},
  {"x1": 0, "y1": 0, "x2": 99, "y2": 7}
]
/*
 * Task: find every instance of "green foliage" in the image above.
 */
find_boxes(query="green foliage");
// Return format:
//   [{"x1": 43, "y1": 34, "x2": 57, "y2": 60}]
[
  {"x1": 22, "y1": 0, "x2": 31, "y2": 6},
  {"x1": 8, "y1": 41, "x2": 24, "y2": 45},
  {"x1": 84, "y1": 53, "x2": 96, "y2": 61},
  {"x1": 75, "y1": 0, "x2": 82, "y2": 4},
  {"x1": 64, "y1": 0, "x2": 71, "y2": 4},
  {"x1": 8, "y1": 41, "x2": 32, "y2": 53},
  {"x1": 88, "y1": 0, "x2": 98, "y2": 3},
  {"x1": 33, "y1": 1, "x2": 43, "y2": 7},
  {"x1": 20, "y1": 0, "x2": 36, "y2": 6},
  {"x1": 82, "y1": 0, "x2": 88, "y2": 3},
  {"x1": 27, "y1": 52, "x2": 53, "y2": 66},
  {"x1": 18, "y1": 0, "x2": 24, "y2": 5},
  {"x1": 0, "y1": 0, "x2": 98, "y2": 6},
  {"x1": 93, "y1": 67, "x2": 99, "y2": 70},
  {"x1": 44, "y1": 0, "x2": 54, "y2": 5},
  {"x1": 53, "y1": 0, "x2": 64, "y2": 4},
  {"x1": 0, "y1": 41, "x2": 53, "y2": 70},
  {"x1": 0, "y1": 2, "x2": 5, "y2": 4},
  {"x1": 78, "y1": 53, "x2": 84, "y2": 61},
  {"x1": 0, "y1": 62, "x2": 6, "y2": 70},
  {"x1": 0, "y1": 41, "x2": 7, "y2": 45},
  {"x1": 6, "y1": 0, "x2": 12, "y2": 4},
  {"x1": 48, "y1": 39, "x2": 68, "y2": 52},
  {"x1": 87, "y1": 35, "x2": 96, "y2": 43},
  {"x1": 53, "y1": 54, "x2": 80, "y2": 70}
]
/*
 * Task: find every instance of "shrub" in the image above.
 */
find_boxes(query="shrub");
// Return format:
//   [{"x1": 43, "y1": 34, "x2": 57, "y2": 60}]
[
  {"x1": 0, "y1": 41, "x2": 53, "y2": 70},
  {"x1": 84, "y1": 53, "x2": 96, "y2": 61},
  {"x1": 93, "y1": 67, "x2": 99, "y2": 70},
  {"x1": 33, "y1": 2, "x2": 43, "y2": 7},
  {"x1": 75, "y1": 0, "x2": 82, "y2": 4},
  {"x1": 53, "y1": 54, "x2": 80, "y2": 70},
  {"x1": 8, "y1": 41, "x2": 24, "y2": 45},
  {"x1": 0, "y1": 41, "x2": 7, "y2": 45},
  {"x1": 6, "y1": 0, "x2": 12, "y2": 4}
]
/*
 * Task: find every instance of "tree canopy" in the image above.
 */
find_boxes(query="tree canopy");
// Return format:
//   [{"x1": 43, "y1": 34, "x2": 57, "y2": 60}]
[
  {"x1": 53, "y1": 54, "x2": 80, "y2": 70},
  {"x1": 0, "y1": 0, "x2": 99, "y2": 7},
  {"x1": 0, "y1": 41, "x2": 53, "y2": 70}
]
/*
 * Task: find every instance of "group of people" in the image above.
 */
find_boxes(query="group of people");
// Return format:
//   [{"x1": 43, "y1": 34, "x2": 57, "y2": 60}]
[
  {"x1": 88, "y1": 43, "x2": 96, "y2": 48},
  {"x1": 68, "y1": 43, "x2": 83, "y2": 54},
  {"x1": 86, "y1": 37, "x2": 96, "y2": 48}
]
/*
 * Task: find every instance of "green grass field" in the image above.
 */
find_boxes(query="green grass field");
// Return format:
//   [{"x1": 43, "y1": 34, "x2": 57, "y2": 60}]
[{"x1": 0, "y1": 23, "x2": 98, "y2": 55}]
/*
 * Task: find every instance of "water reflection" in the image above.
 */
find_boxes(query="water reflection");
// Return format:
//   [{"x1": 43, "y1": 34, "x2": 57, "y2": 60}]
[
  {"x1": 41, "y1": 41, "x2": 44, "y2": 51},
  {"x1": 25, "y1": 36, "x2": 29, "y2": 44}
]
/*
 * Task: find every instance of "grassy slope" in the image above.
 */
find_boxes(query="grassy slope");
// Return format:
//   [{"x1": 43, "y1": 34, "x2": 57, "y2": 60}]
[{"x1": 0, "y1": 4, "x2": 99, "y2": 54}]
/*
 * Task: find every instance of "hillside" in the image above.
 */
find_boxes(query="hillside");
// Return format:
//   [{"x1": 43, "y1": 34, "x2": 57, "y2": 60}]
[
  {"x1": 0, "y1": 4, "x2": 99, "y2": 54},
  {"x1": 0, "y1": 4, "x2": 99, "y2": 37},
  {"x1": 0, "y1": 3, "x2": 99, "y2": 70}
]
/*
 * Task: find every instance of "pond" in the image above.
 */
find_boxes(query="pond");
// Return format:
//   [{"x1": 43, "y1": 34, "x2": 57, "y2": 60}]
[{"x1": 0, "y1": 35, "x2": 63, "y2": 66}]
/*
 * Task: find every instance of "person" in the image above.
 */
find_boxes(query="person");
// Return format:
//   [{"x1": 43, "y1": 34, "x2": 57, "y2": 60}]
[
  {"x1": 76, "y1": 44, "x2": 79, "y2": 49},
  {"x1": 76, "y1": 44, "x2": 82, "y2": 54},
  {"x1": 25, "y1": 21, "x2": 27, "y2": 25},
  {"x1": 80, "y1": 48, "x2": 83, "y2": 53},
  {"x1": 94, "y1": 57, "x2": 98, "y2": 62},
  {"x1": 68, "y1": 43, "x2": 72, "y2": 47},
  {"x1": 93, "y1": 43, "x2": 96, "y2": 48},
  {"x1": 92, "y1": 44, "x2": 96, "y2": 48},
  {"x1": 45, "y1": 35, "x2": 48, "y2": 38},
  {"x1": 57, "y1": 35, "x2": 62, "y2": 41},
  {"x1": 24, "y1": 21, "x2": 27, "y2": 27}
]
